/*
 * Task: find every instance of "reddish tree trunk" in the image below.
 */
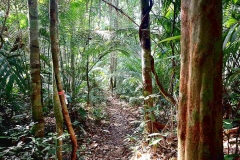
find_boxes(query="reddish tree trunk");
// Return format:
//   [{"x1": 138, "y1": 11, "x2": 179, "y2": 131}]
[
  {"x1": 50, "y1": 0, "x2": 78, "y2": 159},
  {"x1": 178, "y1": 0, "x2": 223, "y2": 159}
]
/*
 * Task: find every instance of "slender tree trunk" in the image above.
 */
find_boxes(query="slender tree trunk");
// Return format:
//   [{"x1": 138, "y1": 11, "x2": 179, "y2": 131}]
[
  {"x1": 86, "y1": 54, "x2": 90, "y2": 106},
  {"x1": 140, "y1": 0, "x2": 155, "y2": 134},
  {"x1": 98, "y1": 0, "x2": 101, "y2": 29},
  {"x1": 49, "y1": 0, "x2": 78, "y2": 159},
  {"x1": 86, "y1": 0, "x2": 92, "y2": 107},
  {"x1": 28, "y1": 0, "x2": 44, "y2": 138},
  {"x1": 178, "y1": 0, "x2": 223, "y2": 159},
  {"x1": 109, "y1": 0, "x2": 118, "y2": 95},
  {"x1": 71, "y1": 35, "x2": 76, "y2": 104},
  {"x1": 169, "y1": 1, "x2": 177, "y2": 95},
  {"x1": 109, "y1": 52, "x2": 117, "y2": 94},
  {"x1": 113, "y1": 0, "x2": 118, "y2": 89},
  {"x1": 53, "y1": 74, "x2": 63, "y2": 160}
]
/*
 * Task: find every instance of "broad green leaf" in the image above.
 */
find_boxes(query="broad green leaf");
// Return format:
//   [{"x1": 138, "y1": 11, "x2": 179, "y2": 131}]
[
  {"x1": 159, "y1": 35, "x2": 181, "y2": 43},
  {"x1": 223, "y1": 123, "x2": 233, "y2": 129},
  {"x1": 224, "y1": 18, "x2": 237, "y2": 28},
  {"x1": 233, "y1": 0, "x2": 239, "y2": 4},
  {"x1": 224, "y1": 154, "x2": 239, "y2": 160}
]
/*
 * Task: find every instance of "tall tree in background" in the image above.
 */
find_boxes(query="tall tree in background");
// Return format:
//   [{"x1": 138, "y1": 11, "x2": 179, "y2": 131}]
[
  {"x1": 28, "y1": 0, "x2": 44, "y2": 138},
  {"x1": 178, "y1": 0, "x2": 223, "y2": 159},
  {"x1": 140, "y1": 0, "x2": 155, "y2": 133},
  {"x1": 70, "y1": 32, "x2": 76, "y2": 104},
  {"x1": 109, "y1": 0, "x2": 118, "y2": 94},
  {"x1": 86, "y1": 0, "x2": 92, "y2": 107},
  {"x1": 49, "y1": 0, "x2": 78, "y2": 159}
]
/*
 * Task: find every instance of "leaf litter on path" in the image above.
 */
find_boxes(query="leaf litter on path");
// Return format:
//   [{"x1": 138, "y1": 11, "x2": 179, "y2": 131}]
[{"x1": 82, "y1": 95, "x2": 141, "y2": 160}]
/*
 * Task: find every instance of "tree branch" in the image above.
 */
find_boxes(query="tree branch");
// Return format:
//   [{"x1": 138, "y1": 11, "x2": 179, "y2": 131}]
[
  {"x1": 150, "y1": 56, "x2": 176, "y2": 105},
  {"x1": 103, "y1": 0, "x2": 175, "y2": 105},
  {"x1": 101, "y1": 0, "x2": 139, "y2": 27}
]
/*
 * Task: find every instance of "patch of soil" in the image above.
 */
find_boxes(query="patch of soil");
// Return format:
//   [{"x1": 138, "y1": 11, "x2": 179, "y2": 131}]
[{"x1": 81, "y1": 96, "x2": 141, "y2": 160}]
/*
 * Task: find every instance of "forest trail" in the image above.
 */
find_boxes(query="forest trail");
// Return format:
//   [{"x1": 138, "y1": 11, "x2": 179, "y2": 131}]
[{"x1": 83, "y1": 95, "x2": 141, "y2": 160}]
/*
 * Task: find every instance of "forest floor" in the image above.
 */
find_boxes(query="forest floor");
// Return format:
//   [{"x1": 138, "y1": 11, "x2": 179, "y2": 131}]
[
  {"x1": 77, "y1": 94, "x2": 240, "y2": 160},
  {"x1": 1, "y1": 92, "x2": 239, "y2": 159},
  {"x1": 80, "y1": 95, "x2": 142, "y2": 160},
  {"x1": 77, "y1": 94, "x2": 180, "y2": 160}
]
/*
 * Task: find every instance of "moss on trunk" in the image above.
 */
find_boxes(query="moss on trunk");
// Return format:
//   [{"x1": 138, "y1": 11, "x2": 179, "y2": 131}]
[
  {"x1": 53, "y1": 76, "x2": 63, "y2": 160},
  {"x1": 28, "y1": 0, "x2": 44, "y2": 138}
]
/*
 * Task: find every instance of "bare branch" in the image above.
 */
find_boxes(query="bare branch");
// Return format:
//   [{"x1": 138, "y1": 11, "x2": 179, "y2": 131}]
[{"x1": 101, "y1": 0, "x2": 139, "y2": 27}]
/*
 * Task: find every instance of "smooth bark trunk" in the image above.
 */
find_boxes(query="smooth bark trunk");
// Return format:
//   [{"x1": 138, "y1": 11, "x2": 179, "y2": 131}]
[
  {"x1": 28, "y1": 0, "x2": 44, "y2": 138},
  {"x1": 178, "y1": 0, "x2": 223, "y2": 159},
  {"x1": 109, "y1": 0, "x2": 118, "y2": 95},
  {"x1": 140, "y1": 0, "x2": 155, "y2": 133},
  {"x1": 53, "y1": 75, "x2": 63, "y2": 160},
  {"x1": 49, "y1": 0, "x2": 78, "y2": 159},
  {"x1": 71, "y1": 36, "x2": 76, "y2": 104}
]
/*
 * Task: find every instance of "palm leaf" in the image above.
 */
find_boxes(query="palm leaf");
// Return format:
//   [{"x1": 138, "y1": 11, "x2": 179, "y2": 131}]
[{"x1": 159, "y1": 35, "x2": 181, "y2": 43}]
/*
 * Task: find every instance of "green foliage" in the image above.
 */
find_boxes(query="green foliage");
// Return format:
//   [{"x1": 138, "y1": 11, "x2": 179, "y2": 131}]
[
  {"x1": 223, "y1": 119, "x2": 240, "y2": 129},
  {"x1": 224, "y1": 154, "x2": 239, "y2": 160},
  {"x1": 158, "y1": 35, "x2": 181, "y2": 43},
  {"x1": 0, "y1": 52, "x2": 28, "y2": 96},
  {"x1": 129, "y1": 97, "x2": 142, "y2": 107},
  {"x1": 78, "y1": 107, "x2": 87, "y2": 120},
  {"x1": 92, "y1": 108, "x2": 106, "y2": 121},
  {"x1": 1, "y1": 0, "x2": 239, "y2": 158},
  {"x1": 0, "y1": 123, "x2": 70, "y2": 159}
]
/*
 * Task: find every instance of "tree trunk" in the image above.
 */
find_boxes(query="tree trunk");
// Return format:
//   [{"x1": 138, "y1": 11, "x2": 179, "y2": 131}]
[
  {"x1": 49, "y1": 0, "x2": 78, "y2": 159},
  {"x1": 86, "y1": 0, "x2": 93, "y2": 107},
  {"x1": 71, "y1": 35, "x2": 76, "y2": 104},
  {"x1": 28, "y1": 0, "x2": 44, "y2": 138},
  {"x1": 98, "y1": 0, "x2": 101, "y2": 29},
  {"x1": 140, "y1": 0, "x2": 155, "y2": 134},
  {"x1": 86, "y1": 54, "x2": 90, "y2": 106},
  {"x1": 168, "y1": 0, "x2": 178, "y2": 95},
  {"x1": 53, "y1": 74, "x2": 63, "y2": 160},
  {"x1": 109, "y1": 0, "x2": 118, "y2": 95},
  {"x1": 178, "y1": 0, "x2": 223, "y2": 159}
]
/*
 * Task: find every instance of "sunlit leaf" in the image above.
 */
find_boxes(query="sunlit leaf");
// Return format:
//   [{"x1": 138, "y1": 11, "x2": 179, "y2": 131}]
[
  {"x1": 159, "y1": 35, "x2": 181, "y2": 43},
  {"x1": 149, "y1": 138, "x2": 162, "y2": 146}
]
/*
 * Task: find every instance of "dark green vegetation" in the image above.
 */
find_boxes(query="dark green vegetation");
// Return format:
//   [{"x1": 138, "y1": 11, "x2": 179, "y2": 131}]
[{"x1": 0, "y1": 0, "x2": 239, "y2": 159}]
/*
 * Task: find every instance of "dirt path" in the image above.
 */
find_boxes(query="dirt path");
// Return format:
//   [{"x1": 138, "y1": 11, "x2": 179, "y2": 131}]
[{"x1": 84, "y1": 96, "x2": 141, "y2": 160}]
